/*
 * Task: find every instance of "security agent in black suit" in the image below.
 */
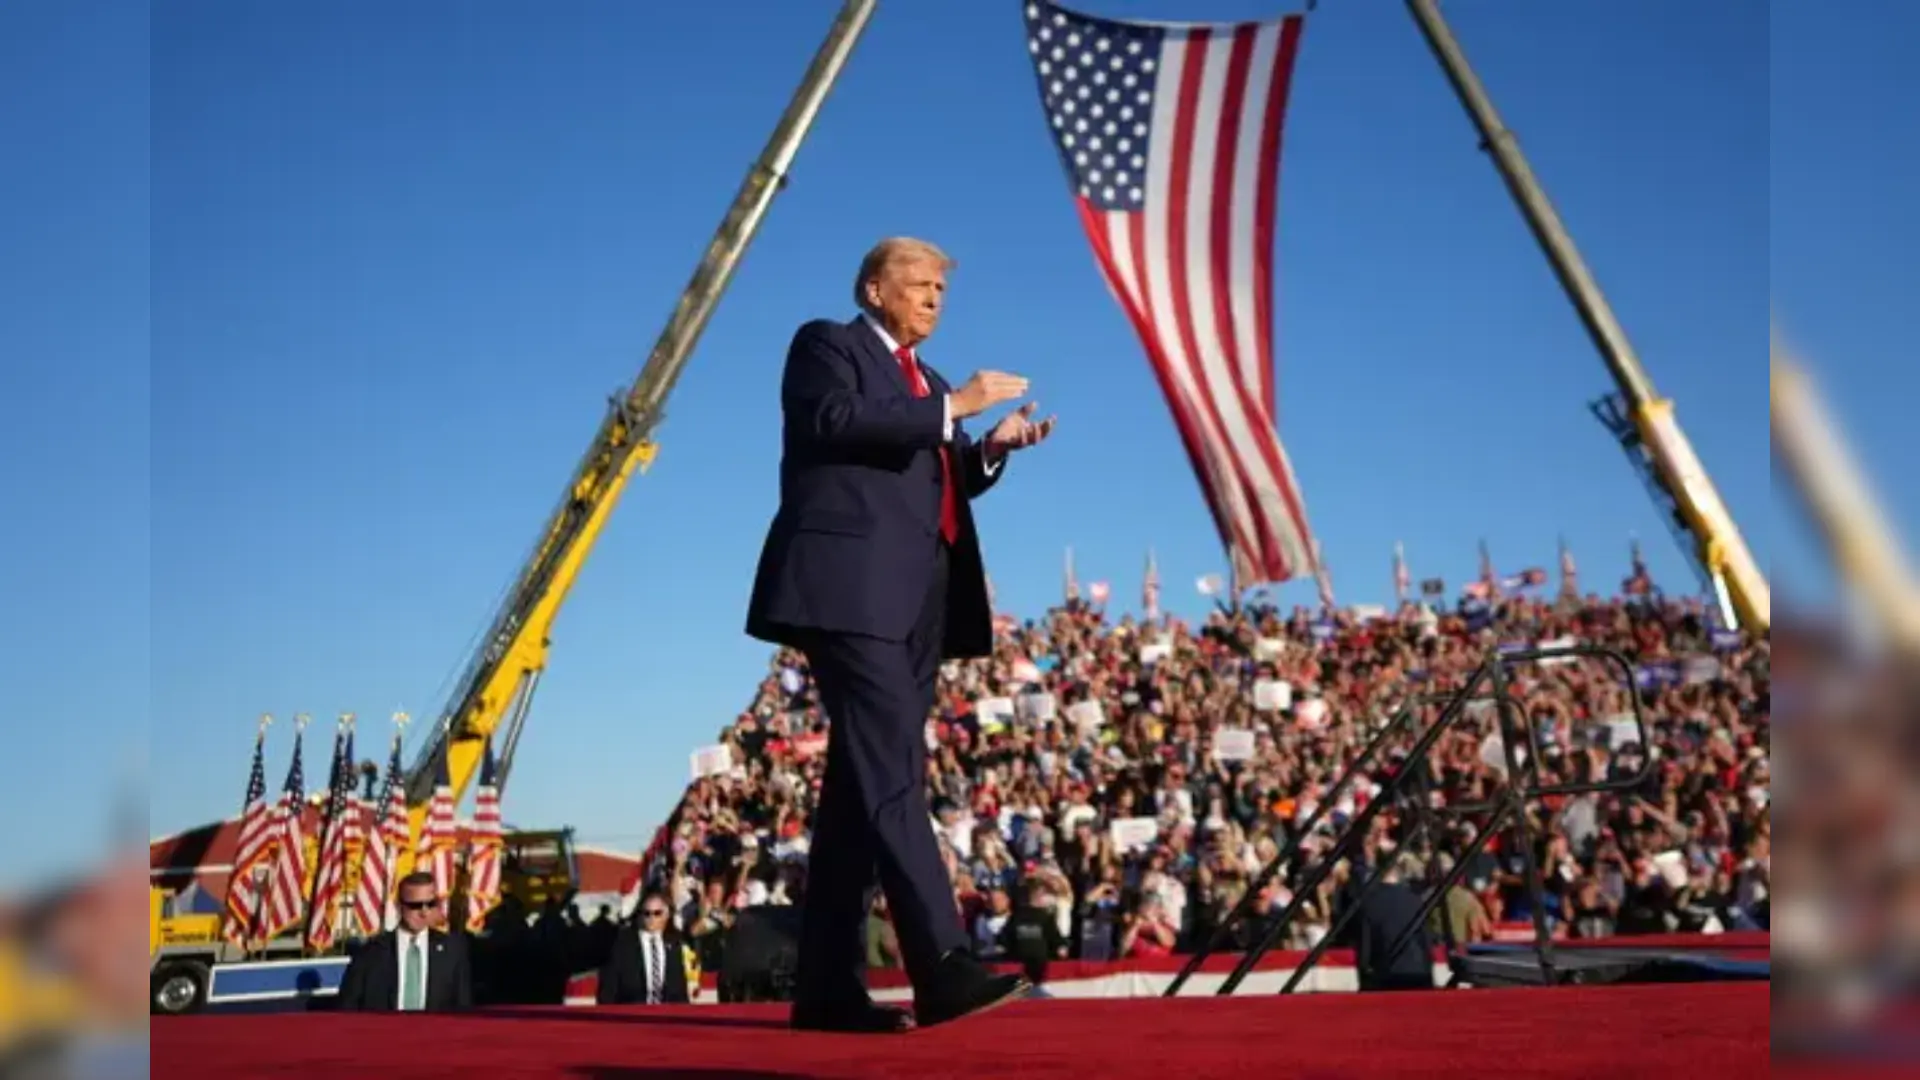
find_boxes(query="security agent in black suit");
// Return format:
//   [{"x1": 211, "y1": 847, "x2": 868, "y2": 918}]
[
  {"x1": 1343, "y1": 860, "x2": 1438, "y2": 992},
  {"x1": 596, "y1": 891, "x2": 692, "y2": 1005},
  {"x1": 336, "y1": 871, "x2": 474, "y2": 1011}
]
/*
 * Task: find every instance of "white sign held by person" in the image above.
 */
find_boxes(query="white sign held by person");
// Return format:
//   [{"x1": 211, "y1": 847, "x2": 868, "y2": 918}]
[
  {"x1": 1536, "y1": 635, "x2": 1580, "y2": 666},
  {"x1": 1018, "y1": 691, "x2": 1057, "y2": 722},
  {"x1": 1294, "y1": 697, "x2": 1328, "y2": 730},
  {"x1": 1252, "y1": 637, "x2": 1285, "y2": 661},
  {"x1": 1214, "y1": 728, "x2": 1256, "y2": 761},
  {"x1": 1109, "y1": 817, "x2": 1160, "y2": 852},
  {"x1": 1682, "y1": 655, "x2": 1722, "y2": 685},
  {"x1": 1251, "y1": 678, "x2": 1291, "y2": 712},
  {"x1": 690, "y1": 744, "x2": 733, "y2": 780},
  {"x1": 1065, "y1": 700, "x2": 1105, "y2": 732},
  {"x1": 975, "y1": 696, "x2": 1016, "y2": 731},
  {"x1": 1477, "y1": 732, "x2": 1528, "y2": 775},
  {"x1": 1602, "y1": 713, "x2": 1642, "y2": 750},
  {"x1": 1139, "y1": 642, "x2": 1171, "y2": 666}
]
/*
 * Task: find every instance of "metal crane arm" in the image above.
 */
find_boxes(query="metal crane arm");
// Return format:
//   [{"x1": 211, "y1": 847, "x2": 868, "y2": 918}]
[{"x1": 394, "y1": 0, "x2": 881, "y2": 851}]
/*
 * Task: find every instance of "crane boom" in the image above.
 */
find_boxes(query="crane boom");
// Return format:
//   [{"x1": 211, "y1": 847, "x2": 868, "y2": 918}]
[
  {"x1": 1405, "y1": 0, "x2": 1769, "y2": 633},
  {"x1": 397, "y1": 0, "x2": 880, "y2": 844},
  {"x1": 1770, "y1": 329, "x2": 1920, "y2": 651}
]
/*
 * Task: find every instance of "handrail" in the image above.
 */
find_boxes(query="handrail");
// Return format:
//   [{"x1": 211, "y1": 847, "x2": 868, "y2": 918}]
[
  {"x1": 1174, "y1": 643, "x2": 1651, "y2": 996},
  {"x1": 1163, "y1": 693, "x2": 1439, "y2": 996},
  {"x1": 1211, "y1": 660, "x2": 1500, "y2": 996}
]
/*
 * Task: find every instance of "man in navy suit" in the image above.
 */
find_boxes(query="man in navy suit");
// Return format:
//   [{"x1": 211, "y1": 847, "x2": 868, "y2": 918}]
[{"x1": 747, "y1": 237, "x2": 1054, "y2": 1033}]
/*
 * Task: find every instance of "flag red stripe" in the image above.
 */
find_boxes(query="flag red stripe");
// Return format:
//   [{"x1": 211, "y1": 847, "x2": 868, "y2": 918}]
[
  {"x1": 1074, "y1": 198, "x2": 1248, "y2": 564},
  {"x1": 1197, "y1": 25, "x2": 1288, "y2": 579},
  {"x1": 1165, "y1": 28, "x2": 1282, "y2": 581},
  {"x1": 1251, "y1": 17, "x2": 1314, "y2": 561},
  {"x1": 1254, "y1": 16, "x2": 1303, "y2": 421}
]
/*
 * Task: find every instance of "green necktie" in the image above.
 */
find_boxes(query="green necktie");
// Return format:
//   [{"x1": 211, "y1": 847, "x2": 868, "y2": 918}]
[{"x1": 402, "y1": 938, "x2": 425, "y2": 1011}]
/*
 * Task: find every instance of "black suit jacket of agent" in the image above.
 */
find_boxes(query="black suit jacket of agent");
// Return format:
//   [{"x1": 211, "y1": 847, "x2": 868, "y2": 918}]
[
  {"x1": 596, "y1": 922, "x2": 693, "y2": 1005},
  {"x1": 336, "y1": 929, "x2": 475, "y2": 1011}
]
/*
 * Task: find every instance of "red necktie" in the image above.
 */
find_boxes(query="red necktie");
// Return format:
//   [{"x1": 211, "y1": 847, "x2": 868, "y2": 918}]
[{"x1": 896, "y1": 346, "x2": 959, "y2": 544}]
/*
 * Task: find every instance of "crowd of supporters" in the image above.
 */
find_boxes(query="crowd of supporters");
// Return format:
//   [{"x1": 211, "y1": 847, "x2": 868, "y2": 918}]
[{"x1": 639, "y1": 589, "x2": 1772, "y2": 975}]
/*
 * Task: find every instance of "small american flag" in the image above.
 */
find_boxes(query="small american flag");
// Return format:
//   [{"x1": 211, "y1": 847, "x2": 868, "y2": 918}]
[
  {"x1": 260, "y1": 722, "x2": 309, "y2": 940},
  {"x1": 1143, "y1": 547, "x2": 1160, "y2": 620},
  {"x1": 1311, "y1": 538, "x2": 1334, "y2": 609},
  {"x1": 1559, "y1": 536, "x2": 1579, "y2": 599},
  {"x1": 303, "y1": 719, "x2": 357, "y2": 953},
  {"x1": 1021, "y1": 0, "x2": 1316, "y2": 588},
  {"x1": 416, "y1": 746, "x2": 458, "y2": 921},
  {"x1": 1624, "y1": 537, "x2": 1654, "y2": 596},
  {"x1": 349, "y1": 730, "x2": 408, "y2": 937},
  {"x1": 1393, "y1": 542, "x2": 1411, "y2": 605},
  {"x1": 463, "y1": 739, "x2": 504, "y2": 934},
  {"x1": 220, "y1": 721, "x2": 273, "y2": 950}
]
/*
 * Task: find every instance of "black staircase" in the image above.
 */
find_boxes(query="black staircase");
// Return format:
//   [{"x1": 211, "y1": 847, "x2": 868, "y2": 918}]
[{"x1": 1164, "y1": 643, "x2": 1652, "y2": 996}]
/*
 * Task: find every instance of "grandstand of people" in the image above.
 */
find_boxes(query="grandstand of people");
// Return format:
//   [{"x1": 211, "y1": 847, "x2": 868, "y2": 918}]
[{"x1": 616, "y1": 582, "x2": 1770, "y2": 991}]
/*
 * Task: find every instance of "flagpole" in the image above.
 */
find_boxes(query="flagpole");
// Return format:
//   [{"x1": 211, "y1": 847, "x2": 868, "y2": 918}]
[{"x1": 243, "y1": 713, "x2": 272, "y2": 959}]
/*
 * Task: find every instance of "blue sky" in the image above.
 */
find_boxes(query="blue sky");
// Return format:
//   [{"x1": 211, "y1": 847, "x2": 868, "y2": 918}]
[{"x1": 1, "y1": 1, "x2": 1909, "y2": 887}]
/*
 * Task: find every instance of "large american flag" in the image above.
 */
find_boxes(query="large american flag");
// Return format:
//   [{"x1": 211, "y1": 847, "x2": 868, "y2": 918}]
[
  {"x1": 219, "y1": 721, "x2": 273, "y2": 950},
  {"x1": 350, "y1": 729, "x2": 408, "y2": 937},
  {"x1": 463, "y1": 739, "x2": 504, "y2": 933},
  {"x1": 303, "y1": 719, "x2": 357, "y2": 953},
  {"x1": 1022, "y1": 0, "x2": 1316, "y2": 588},
  {"x1": 260, "y1": 723, "x2": 309, "y2": 940},
  {"x1": 416, "y1": 747, "x2": 458, "y2": 921}
]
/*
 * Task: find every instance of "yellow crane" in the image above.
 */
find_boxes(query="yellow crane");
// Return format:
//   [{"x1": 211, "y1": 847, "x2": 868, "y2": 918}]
[
  {"x1": 1406, "y1": 0, "x2": 1769, "y2": 633},
  {"x1": 1770, "y1": 327, "x2": 1920, "y2": 651},
  {"x1": 393, "y1": 0, "x2": 880, "y2": 858}
]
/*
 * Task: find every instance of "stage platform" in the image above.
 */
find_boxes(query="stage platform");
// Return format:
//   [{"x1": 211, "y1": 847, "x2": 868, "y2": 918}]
[
  {"x1": 154, "y1": 980, "x2": 1768, "y2": 1079},
  {"x1": 1453, "y1": 932, "x2": 1771, "y2": 988}
]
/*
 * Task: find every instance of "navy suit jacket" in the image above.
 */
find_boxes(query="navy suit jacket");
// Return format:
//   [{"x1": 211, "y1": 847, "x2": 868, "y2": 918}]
[{"x1": 746, "y1": 316, "x2": 1003, "y2": 659}]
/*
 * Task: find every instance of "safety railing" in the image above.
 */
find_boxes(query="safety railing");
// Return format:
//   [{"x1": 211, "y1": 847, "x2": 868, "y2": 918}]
[{"x1": 1164, "y1": 644, "x2": 1651, "y2": 996}]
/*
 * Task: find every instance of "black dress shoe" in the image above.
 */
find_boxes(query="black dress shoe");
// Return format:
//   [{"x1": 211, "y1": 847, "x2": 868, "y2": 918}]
[
  {"x1": 912, "y1": 950, "x2": 1030, "y2": 1029},
  {"x1": 790, "y1": 1000, "x2": 916, "y2": 1034}
]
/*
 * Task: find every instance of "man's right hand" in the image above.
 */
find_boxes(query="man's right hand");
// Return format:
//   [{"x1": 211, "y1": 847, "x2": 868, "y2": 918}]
[{"x1": 950, "y1": 370, "x2": 1029, "y2": 418}]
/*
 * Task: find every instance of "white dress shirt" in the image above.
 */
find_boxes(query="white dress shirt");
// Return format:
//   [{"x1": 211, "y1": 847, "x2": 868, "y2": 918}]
[
  {"x1": 641, "y1": 930, "x2": 667, "y2": 1004},
  {"x1": 394, "y1": 928, "x2": 431, "y2": 1009},
  {"x1": 860, "y1": 313, "x2": 1006, "y2": 480}
]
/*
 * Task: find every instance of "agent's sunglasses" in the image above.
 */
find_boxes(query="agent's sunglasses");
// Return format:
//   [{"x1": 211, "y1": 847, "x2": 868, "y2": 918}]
[
  {"x1": 642, "y1": 908, "x2": 669, "y2": 919},
  {"x1": 399, "y1": 899, "x2": 437, "y2": 911}
]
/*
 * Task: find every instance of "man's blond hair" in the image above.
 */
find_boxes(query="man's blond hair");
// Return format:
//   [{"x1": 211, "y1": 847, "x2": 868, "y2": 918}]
[{"x1": 853, "y1": 237, "x2": 955, "y2": 311}]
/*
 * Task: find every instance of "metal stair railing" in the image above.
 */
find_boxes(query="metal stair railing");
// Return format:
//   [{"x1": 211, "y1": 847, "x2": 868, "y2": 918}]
[
  {"x1": 1167, "y1": 643, "x2": 1651, "y2": 997},
  {"x1": 1163, "y1": 691, "x2": 1441, "y2": 996}
]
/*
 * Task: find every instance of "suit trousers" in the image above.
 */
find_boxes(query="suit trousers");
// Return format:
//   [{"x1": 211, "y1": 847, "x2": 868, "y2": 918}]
[{"x1": 795, "y1": 540, "x2": 968, "y2": 1004}]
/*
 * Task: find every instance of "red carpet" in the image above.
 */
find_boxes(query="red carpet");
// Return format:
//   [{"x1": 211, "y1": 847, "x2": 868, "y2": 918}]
[{"x1": 154, "y1": 981, "x2": 1767, "y2": 1079}]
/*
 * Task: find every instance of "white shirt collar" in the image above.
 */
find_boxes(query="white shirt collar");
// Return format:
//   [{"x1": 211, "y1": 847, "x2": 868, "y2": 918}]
[{"x1": 861, "y1": 312, "x2": 909, "y2": 359}]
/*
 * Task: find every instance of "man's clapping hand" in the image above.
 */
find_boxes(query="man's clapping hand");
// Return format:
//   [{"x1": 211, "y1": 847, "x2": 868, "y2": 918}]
[
  {"x1": 951, "y1": 370, "x2": 1028, "y2": 418},
  {"x1": 986, "y1": 401, "x2": 1056, "y2": 457}
]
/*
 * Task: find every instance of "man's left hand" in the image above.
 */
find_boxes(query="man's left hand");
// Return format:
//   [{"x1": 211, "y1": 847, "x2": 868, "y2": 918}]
[{"x1": 985, "y1": 402, "x2": 1056, "y2": 458}]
